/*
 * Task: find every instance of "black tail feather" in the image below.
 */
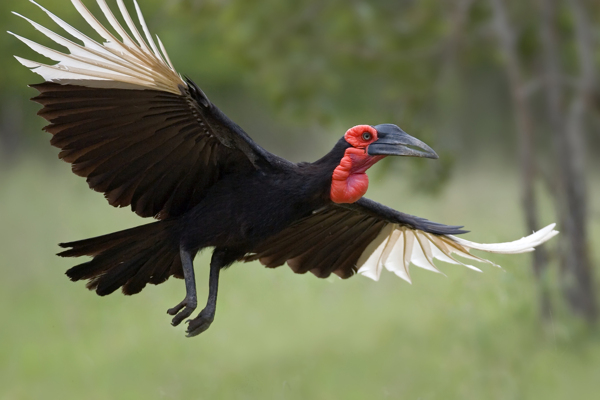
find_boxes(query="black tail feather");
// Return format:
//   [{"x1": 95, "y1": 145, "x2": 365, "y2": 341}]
[
  {"x1": 62, "y1": 220, "x2": 180, "y2": 296},
  {"x1": 58, "y1": 222, "x2": 166, "y2": 257},
  {"x1": 123, "y1": 245, "x2": 181, "y2": 295},
  {"x1": 93, "y1": 248, "x2": 154, "y2": 296}
]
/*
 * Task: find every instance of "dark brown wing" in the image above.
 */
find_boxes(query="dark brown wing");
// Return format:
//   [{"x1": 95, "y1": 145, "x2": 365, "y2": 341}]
[
  {"x1": 32, "y1": 80, "x2": 290, "y2": 219},
  {"x1": 244, "y1": 198, "x2": 467, "y2": 279}
]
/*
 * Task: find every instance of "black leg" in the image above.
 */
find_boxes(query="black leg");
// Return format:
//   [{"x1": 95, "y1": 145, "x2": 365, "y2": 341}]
[
  {"x1": 167, "y1": 245, "x2": 198, "y2": 326},
  {"x1": 185, "y1": 249, "x2": 226, "y2": 337}
]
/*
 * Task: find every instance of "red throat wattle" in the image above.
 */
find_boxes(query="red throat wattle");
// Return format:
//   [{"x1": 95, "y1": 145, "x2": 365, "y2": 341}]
[{"x1": 330, "y1": 125, "x2": 384, "y2": 204}]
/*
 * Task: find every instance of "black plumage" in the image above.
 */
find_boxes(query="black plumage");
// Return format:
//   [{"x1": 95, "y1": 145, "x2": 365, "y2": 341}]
[{"x1": 30, "y1": 79, "x2": 462, "y2": 335}]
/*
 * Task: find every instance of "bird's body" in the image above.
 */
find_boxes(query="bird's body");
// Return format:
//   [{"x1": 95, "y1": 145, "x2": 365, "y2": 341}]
[
  {"x1": 12, "y1": 0, "x2": 558, "y2": 337},
  {"x1": 181, "y1": 167, "x2": 321, "y2": 257}
]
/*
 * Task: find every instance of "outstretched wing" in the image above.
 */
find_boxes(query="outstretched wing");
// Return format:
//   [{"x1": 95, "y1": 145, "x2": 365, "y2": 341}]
[
  {"x1": 244, "y1": 197, "x2": 558, "y2": 281},
  {"x1": 11, "y1": 0, "x2": 289, "y2": 219}
]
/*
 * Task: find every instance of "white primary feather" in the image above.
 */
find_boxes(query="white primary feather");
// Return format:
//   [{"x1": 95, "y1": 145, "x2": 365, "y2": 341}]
[
  {"x1": 11, "y1": 0, "x2": 184, "y2": 94},
  {"x1": 356, "y1": 223, "x2": 394, "y2": 281},
  {"x1": 357, "y1": 223, "x2": 558, "y2": 282}
]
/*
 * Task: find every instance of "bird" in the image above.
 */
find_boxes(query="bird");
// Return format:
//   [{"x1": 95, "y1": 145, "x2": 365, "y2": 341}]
[{"x1": 11, "y1": 0, "x2": 558, "y2": 337}]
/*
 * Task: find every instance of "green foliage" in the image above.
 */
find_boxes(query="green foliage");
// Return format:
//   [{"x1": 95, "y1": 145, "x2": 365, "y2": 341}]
[{"x1": 200, "y1": 0, "x2": 451, "y2": 124}]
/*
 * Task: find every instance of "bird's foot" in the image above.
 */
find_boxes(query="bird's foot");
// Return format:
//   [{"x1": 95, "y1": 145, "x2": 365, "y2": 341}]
[
  {"x1": 185, "y1": 309, "x2": 214, "y2": 337},
  {"x1": 167, "y1": 296, "x2": 197, "y2": 326}
]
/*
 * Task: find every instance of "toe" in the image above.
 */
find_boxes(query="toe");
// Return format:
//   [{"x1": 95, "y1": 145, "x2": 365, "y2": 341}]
[
  {"x1": 171, "y1": 307, "x2": 194, "y2": 326},
  {"x1": 185, "y1": 315, "x2": 214, "y2": 337},
  {"x1": 167, "y1": 303, "x2": 184, "y2": 316}
]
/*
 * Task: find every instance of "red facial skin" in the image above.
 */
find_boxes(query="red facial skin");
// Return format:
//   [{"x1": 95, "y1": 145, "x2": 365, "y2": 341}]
[{"x1": 330, "y1": 125, "x2": 385, "y2": 204}]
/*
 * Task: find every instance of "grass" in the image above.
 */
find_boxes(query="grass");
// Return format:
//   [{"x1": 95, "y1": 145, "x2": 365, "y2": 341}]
[{"x1": 1, "y1": 155, "x2": 599, "y2": 400}]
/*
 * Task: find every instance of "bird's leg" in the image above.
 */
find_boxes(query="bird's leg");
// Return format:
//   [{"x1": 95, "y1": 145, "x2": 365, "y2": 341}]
[
  {"x1": 167, "y1": 245, "x2": 197, "y2": 326},
  {"x1": 185, "y1": 249, "x2": 225, "y2": 337}
]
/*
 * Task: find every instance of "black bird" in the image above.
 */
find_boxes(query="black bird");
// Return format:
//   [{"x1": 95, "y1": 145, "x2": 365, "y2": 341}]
[{"x1": 12, "y1": 0, "x2": 557, "y2": 337}]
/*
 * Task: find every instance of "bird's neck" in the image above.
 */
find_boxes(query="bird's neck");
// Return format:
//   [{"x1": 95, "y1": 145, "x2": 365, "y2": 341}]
[
  {"x1": 330, "y1": 147, "x2": 384, "y2": 203},
  {"x1": 308, "y1": 138, "x2": 384, "y2": 204}
]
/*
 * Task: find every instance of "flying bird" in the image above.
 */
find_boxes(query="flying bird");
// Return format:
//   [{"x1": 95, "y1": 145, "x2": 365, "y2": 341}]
[{"x1": 11, "y1": 0, "x2": 558, "y2": 337}]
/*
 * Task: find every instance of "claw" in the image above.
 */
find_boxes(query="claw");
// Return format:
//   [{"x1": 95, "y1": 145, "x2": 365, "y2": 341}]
[
  {"x1": 167, "y1": 297, "x2": 197, "y2": 326},
  {"x1": 185, "y1": 310, "x2": 214, "y2": 337}
]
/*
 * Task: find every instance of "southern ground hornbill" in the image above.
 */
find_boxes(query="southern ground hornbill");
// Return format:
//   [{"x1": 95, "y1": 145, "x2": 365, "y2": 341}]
[{"x1": 12, "y1": 0, "x2": 558, "y2": 337}]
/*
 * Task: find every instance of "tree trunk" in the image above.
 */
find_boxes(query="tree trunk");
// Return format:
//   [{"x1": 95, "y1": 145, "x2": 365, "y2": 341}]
[
  {"x1": 489, "y1": 0, "x2": 551, "y2": 319},
  {"x1": 539, "y1": 0, "x2": 597, "y2": 322}
]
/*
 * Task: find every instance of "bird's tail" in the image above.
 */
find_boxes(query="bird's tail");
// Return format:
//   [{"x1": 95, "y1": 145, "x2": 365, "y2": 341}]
[{"x1": 60, "y1": 220, "x2": 182, "y2": 296}]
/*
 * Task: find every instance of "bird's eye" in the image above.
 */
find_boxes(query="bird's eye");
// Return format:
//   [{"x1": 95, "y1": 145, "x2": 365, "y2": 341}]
[{"x1": 362, "y1": 132, "x2": 372, "y2": 141}]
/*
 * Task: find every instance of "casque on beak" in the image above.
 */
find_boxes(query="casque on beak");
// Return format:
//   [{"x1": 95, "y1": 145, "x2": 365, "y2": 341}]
[{"x1": 367, "y1": 124, "x2": 438, "y2": 159}]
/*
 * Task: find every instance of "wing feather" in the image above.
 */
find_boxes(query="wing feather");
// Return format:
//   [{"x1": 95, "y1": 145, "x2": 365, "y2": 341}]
[
  {"x1": 356, "y1": 223, "x2": 558, "y2": 281},
  {"x1": 14, "y1": 1, "x2": 288, "y2": 218},
  {"x1": 245, "y1": 199, "x2": 558, "y2": 283},
  {"x1": 384, "y1": 229, "x2": 412, "y2": 283}
]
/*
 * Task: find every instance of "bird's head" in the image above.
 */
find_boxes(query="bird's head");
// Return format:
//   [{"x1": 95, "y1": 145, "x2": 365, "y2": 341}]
[
  {"x1": 330, "y1": 124, "x2": 438, "y2": 204},
  {"x1": 344, "y1": 124, "x2": 438, "y2": 159}
]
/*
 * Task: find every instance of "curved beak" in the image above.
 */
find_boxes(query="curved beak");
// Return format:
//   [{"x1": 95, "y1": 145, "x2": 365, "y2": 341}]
[{"x1": 367, "y1": 124, "x2": 438, "y2": 159}]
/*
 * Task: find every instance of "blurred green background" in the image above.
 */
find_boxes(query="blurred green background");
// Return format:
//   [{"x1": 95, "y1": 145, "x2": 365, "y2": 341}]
[{"x1": 1, "y1": 0, "x2": 600, "y2": 399}]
